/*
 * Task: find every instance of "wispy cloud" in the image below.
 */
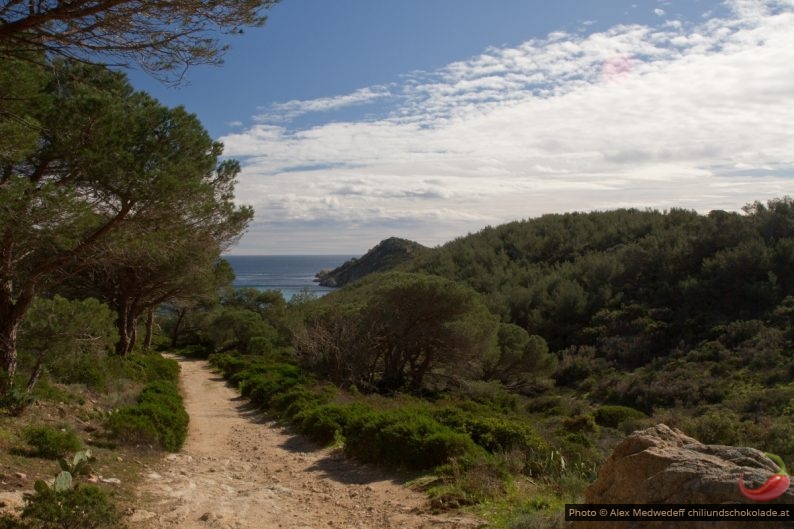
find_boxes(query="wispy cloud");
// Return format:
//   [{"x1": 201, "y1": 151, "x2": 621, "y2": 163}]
[
  {"x1": 224, "y1": 0, "x2": 794, "y2": 254},
  {"x1": 255, "y1": 86, "x2": 392, "y2": 122}
]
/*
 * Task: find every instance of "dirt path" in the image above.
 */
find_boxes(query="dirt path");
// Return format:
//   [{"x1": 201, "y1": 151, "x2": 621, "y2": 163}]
[{"x1": 130, "y1": 358, "x2": 484, "y2": 529}]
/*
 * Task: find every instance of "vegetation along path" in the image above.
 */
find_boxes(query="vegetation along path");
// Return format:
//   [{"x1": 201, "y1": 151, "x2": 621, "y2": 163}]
[{"x1": 131, "y1": 357, "x2": 483, "y2": 529}]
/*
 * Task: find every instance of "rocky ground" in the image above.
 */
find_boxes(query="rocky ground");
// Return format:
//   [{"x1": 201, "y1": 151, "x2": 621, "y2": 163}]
[{"x1": 130, "y1": 358, "x2": 484, "y2": 529}]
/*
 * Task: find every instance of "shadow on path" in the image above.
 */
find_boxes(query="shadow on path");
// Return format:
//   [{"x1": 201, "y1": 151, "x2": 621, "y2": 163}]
[{"x1": 174, "y1": 355, "x2": 410, "y2": 488}]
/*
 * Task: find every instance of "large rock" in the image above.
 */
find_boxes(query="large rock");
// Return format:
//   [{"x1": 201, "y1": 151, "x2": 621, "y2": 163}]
[{"x1": 577, "y1": 424, "x2": 794, "y2": 529}]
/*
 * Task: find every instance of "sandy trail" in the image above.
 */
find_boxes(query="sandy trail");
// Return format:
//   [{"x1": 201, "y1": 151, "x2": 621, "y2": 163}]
[{"x1": 131, "y1": 358, "x2": 483, "y2": 529}]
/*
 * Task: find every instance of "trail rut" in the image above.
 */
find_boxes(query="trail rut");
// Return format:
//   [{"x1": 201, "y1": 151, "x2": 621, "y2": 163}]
[{"x1": 130, "y1": 358, "x2": 483, "y2": 529}]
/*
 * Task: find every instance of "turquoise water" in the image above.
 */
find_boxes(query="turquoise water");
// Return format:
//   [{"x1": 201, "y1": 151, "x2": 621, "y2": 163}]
[{"x1": 224, "y1": 255, "x2": 353, "y2": 301}]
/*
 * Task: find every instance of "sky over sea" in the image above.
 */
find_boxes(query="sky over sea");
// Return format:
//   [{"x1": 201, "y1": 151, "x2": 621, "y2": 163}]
[{"x1": 130, "y1": 0, "x2": 794, "y2": 255}]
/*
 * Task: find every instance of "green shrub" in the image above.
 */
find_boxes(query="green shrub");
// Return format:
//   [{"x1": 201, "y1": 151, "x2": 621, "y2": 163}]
[
  {"x1": 344, "y1": 409, "x2": 478, "y2": 469},
  {"x1": 269, "y1": 386, "x2": 327, "y2": 418},
  {"x1": 21, "y1": 425, "x2": 82, "y2": 459},
  {"x1": 123, "y1": 354, "x2": 180, "y2": 383},
  {"x1": 562, "y1": 414, "x2": 599, "y2": 434},
  {"x1": 235, "y1": 363, "x2": 307, "y2": 407},
  {"x1": 432, "y1": 407, "x2": 550, "y2": 456},
  {"x1": 104, "y1": 379, "x2": 188, "y2": 451},
  {"x1": 687, "y1": 409, "x2": 743, "y2": 445},
  {"x1": 208, "y1": 353, "x2": 256, "y2": 377},
  {"x1": 0, "y1": 388, "x2": 35, "y2": 416},
  {"x1": 455, "y1": 380, "x2": 519, "y2": 411},
  {"x1": 48, "y1": 354, "x2": 108, "y2": 389},
  {"x1": 525, "y1": 396, "x2": 563, "y2": 415},
  {"x1": 172, "y1": 344, "x2": 213, "y2": 358},
  {"x1": 593, "y1": 405, "x2": 647, "y2": 428},
  {"x1": 20, "y1": 483, "x2": 119, "y2": 529},
  {"x1": 295, "y1": 404, "x2": 347, "y2": 445}
]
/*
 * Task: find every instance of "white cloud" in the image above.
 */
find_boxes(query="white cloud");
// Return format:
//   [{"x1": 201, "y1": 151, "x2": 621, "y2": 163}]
[
  {"x1": 654, "y1": 8, "x2": 666, "y2": 16},
  {"x1": 224, "y1": 2, "x2": 794, "y2": 254},
  {"x1": 256, "y1": 86, "x2": 391, "y2": 122}
]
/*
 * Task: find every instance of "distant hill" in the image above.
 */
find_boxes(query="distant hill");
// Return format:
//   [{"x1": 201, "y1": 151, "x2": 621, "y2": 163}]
[{"x1": 315, "y1": 237, "x2": 427, "y2": 287}]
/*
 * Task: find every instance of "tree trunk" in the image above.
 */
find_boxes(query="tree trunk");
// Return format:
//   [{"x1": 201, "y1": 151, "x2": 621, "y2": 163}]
[
  {"x1": 170, "y1": 307, "x2": 187, "y2": 347},
  {"x1": 143, "y1": 308, "x2": 154, "y2": 351},
  {"x1": 0, "y1": 322, "x2": 19, "y2": 395},
  {"x1": 115, "y1": 296, "x2": 140, "y2": 355},
  {"x1": 0, "y1": 295, "x2": 26, "y2": 396},
  {"x1": 115, "y1": 298, "x2": 131, "y2": 355},
  {"x1": 25, "y1": 360, "x2": 43, "y2": 393},
  {"x1": 128, "y1": 320, "x2": 137, "y2": 353},
  {"x1": 409, "y1": 351, "x2": 433, "y2": 391}
]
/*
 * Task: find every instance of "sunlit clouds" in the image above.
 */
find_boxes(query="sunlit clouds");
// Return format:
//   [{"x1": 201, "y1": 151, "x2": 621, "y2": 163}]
[{"x1": 223, "y1": 0, "x2": 794, "y2": 254}]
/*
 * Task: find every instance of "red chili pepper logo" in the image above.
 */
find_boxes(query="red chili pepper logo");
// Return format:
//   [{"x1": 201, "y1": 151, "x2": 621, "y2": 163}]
[{"x1": 738, "y1": 452, "x2": 790, "y2": 502}]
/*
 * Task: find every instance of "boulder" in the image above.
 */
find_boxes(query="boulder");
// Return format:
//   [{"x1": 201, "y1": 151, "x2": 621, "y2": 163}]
[{"x1": 577, "y1": 424, "x2": 794, "y2": 529}]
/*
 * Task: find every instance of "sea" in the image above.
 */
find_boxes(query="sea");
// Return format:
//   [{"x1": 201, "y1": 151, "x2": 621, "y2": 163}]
[{"x1": 223, "y1": 255, "x2": 355, "y2": 301}]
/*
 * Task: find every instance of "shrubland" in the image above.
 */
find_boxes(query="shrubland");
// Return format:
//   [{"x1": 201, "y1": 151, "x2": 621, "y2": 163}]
[{"x1": 175, "y1": 198, "x2": 794, "y2": 528}]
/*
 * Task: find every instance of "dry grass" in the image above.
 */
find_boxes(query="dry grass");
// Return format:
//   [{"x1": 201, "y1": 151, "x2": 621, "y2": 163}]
[{"x1": 0, "y1": 380, "x2": 166, "y2": 521}]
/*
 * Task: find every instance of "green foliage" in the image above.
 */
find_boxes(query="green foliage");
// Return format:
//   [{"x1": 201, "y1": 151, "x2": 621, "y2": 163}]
[
  {"x1": 0, "y1": 52, "x2": 48, "y2": 164},
  {"x1": 432, "y1": 407, "x2": 550, "y2": 461},
  {"x1": 18, "y1": 296, "x2": 117, "y2": 389},
  {"x1": 562, "y1": 414, "x2": 598, "y2": 434},
  {"x1": 343, "y1": 409, "x2": 479, "y2": 470},
  {"x1": 204, "y1": 307, "x2": 276, "y2": 354},
  {"x1": 209, "y1": 353, "x2": 254, "y2": 376},
  {"x1": 593, "y1": 405, "x2": 646, "y2": 429},
  {"x1": 233, "y1": 363, "x2": 307, "y2": 408},
  {"x1": 0, "y1": 388, "x2": 35, "y2": 415},
  {"x1": 21, "y1": 425, "x2": 82, "y2": 459},
  {"x1": 0, "y1": 56, "x2": 251, "y2": 392},
  {"x1": 484, "y1": 324, "x2": 556, "y2": 391},
  {"x1": 210, "y1": 353, "x2": 492, "y2": 471},
  {"x1": 105, "y1": 379, "x2": 188, "y2": 451},
  {"x1": 296, "y1": 272, "x2": 498, "y2": 393},
  {"x1": 687, "y1": 410, "x2": 744, "y2": 445},
  {"x1": 452, "y1": 380, "x2": 520, "y2": 411},
  {"x1": 16, "y1": 483, "x2": 120, "y2": 529},
  {"x1": 121, "y1": 353, "x2": 181, "y2": 383}
]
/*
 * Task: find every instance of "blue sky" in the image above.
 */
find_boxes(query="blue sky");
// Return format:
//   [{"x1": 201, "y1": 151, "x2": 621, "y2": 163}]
[{"x1": 129, "y1": 0, "x2": 794, "y2": 255}]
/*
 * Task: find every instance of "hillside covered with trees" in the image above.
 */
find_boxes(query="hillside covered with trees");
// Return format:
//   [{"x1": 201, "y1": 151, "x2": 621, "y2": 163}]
[{"x1": 161, "y1": 199, "x2": 794, "y2": 528}]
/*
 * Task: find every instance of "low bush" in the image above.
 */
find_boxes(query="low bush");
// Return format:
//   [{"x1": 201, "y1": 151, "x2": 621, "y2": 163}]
[
  {"x1": 104, "y1": 378, "x2": 188, "y2": 451},
  {"x1": 562, "y1": 414, "x2": 598, "y2": 434},
  {"x1": 123, "y1": 353, "x2": 180, "y2": 383},
  {"x1": 344, "y1": 408, "x2": 479, "y2": 470},
  {"x1": 15, "y1": 483, "x2": 119, "y2": 529},
  {"x1": 432, "y1": 407, "x2": 550, "y2": 457},
  {"x1": 47, "y1": 354, "x2": 109, "y2": 389},
  {"x1": 593, "y1": 405, "x2": 646, "y2": 428},
  {"x1": 269, "y1": 385, "x2": 328, "y2": 418},
  {"x1": 0, "y1": 388, "x2": 35, "y2": 416},
  {"x1": 295, "y1": 404, "x2": 350, "y2": 444},
  {"x1": 209, "y1": 352, "x2": 564, "y2": 476},
  {"x1": 234, "y1": 363, "x2": 307, "y2": 408},
  {"x1": 208, "y1": 352, "x2": 256, "y2": 377},
  {"x1": 21, "y1": 425, "x2": 82, "y2": 459}
]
